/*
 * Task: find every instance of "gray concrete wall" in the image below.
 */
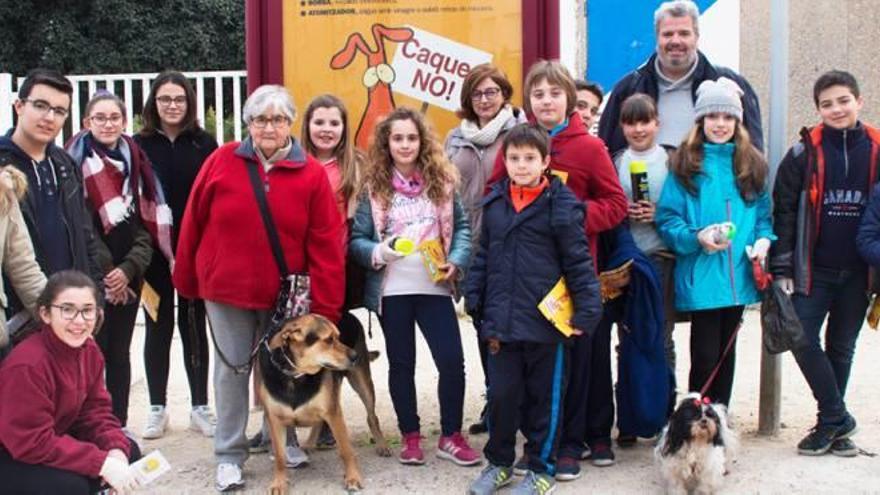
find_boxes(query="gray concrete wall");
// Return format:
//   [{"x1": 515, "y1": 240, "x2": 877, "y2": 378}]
[{"x1": 742, "y1": 0, "x2": 880, "y2": 153}]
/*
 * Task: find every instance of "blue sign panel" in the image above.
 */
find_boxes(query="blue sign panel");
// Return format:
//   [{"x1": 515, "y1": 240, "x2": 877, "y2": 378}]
[{"x1": 586, "y1": 0, "x2": 717, "y2": 91}]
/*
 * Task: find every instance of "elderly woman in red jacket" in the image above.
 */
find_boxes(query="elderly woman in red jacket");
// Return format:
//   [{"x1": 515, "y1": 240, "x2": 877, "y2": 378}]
[
  {"x1": 172, "y1": 84, "x2": 345, "y2": 492},
  {"x1": 0, "y1": 270, "x2": 141, "y2": 495}
]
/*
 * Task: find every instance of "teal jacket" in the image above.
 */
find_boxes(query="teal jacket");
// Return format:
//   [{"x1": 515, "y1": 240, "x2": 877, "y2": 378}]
[
  {"x1": 349, "y1": 191, "x2": 471, "y2": 314},
  {"x1": 656, "y1": 142, "x2": 775, "y2": 311}
]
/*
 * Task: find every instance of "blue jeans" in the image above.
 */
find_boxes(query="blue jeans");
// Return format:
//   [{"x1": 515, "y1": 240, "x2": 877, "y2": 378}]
[
  {"x1": 791, "y1": 267, "x2": 868, "y2": 425},
  {"x1": 380, "y1": 294, "x2": 466, "y2": 436}
]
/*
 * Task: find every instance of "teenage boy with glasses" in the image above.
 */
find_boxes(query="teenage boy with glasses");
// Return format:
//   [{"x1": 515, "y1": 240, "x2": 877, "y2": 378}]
[{"x1": 0, "y1": 68, "x2": 102, "y2": 311}]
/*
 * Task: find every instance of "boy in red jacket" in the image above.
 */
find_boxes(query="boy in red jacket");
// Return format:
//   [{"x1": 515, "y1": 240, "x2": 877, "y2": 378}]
[{"x1": 487, "y1": 60, "x2": 627, "y2": 480}]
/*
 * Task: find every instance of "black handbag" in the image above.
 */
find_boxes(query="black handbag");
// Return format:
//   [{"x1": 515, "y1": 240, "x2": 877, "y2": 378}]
[{"x1": 761, "y1": 282, "x2": 805, "y2": 354}]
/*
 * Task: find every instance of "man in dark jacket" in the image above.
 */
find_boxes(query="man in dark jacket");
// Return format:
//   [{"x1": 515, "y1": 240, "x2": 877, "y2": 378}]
[
  {"x1": 598, "y1": 0, "x2": 763, "y2": 156},
  {"x1": 0, "y1": 69, "x2": 102, "y2": 309}
]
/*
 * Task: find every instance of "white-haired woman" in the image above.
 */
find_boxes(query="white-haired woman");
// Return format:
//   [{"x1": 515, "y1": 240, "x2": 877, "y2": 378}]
[{"x1": 172, "y1": 85, "x2": 345, "y2": 492}]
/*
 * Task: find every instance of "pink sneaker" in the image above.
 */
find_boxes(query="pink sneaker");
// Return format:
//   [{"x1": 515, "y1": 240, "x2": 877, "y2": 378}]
[
  {"x1": 437, "y1": 432, "x2": 482, "y2": 466},
  {"x1": 399, "y1": 432, "x2": 425, "y2": 465}
]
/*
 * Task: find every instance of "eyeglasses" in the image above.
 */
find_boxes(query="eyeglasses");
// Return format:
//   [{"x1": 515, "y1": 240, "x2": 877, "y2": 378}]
[
  {"x1": 51, "y1": 304, "x2": 98, "y2": 321},
  {"x1": 471, "y1": 87, "x2": 501, "y2": 102},
  {"x1": 156, "y1": 95, "x2": 187, "y2": 107},
  {"x1": 250, "y1": 115, "x2": 290, "y2": 129},
  {"x1": 22, "y1": 98, "x2": 69, "y2": 119},
  {"x1": 89, "y1": 114, "x2": 124, "y2": 126}
]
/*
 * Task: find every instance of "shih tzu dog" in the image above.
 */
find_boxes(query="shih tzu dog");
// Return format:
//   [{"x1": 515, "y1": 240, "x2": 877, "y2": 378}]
[{"x1": 654, "y1": 393, "x2": 737, "y2": 494}]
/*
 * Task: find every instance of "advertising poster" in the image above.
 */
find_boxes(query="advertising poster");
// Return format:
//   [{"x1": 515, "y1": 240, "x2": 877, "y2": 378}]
[{"x1": 283, "y1": 0, "x2": 522, "y2": 149}]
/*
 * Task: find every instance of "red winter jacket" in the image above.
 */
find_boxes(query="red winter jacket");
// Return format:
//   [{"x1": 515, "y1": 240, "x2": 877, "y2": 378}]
[
  {"x1": 173, "y1": 139, "x2": 345, "y2": 322},
  {"x1": 0, "y1": 328, "x2": 130, "y2": 477},
  {"x1": 488, "y1": 113, "x2": 628, "y2": 263}
]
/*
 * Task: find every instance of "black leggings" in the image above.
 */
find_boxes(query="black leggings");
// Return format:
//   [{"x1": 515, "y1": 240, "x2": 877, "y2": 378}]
[
  {"x1": 688, "y1": 305, "x2": 745, "y2": 406},
  {"x1": 95, "y1": 299, "x2": 139, "y2": 426},
  {"x1": 0, "y1": 437, "x2": 141, "y2": 494},
  {"x1": 143, "y1": 257, "x2": 209, "y2": 406}
]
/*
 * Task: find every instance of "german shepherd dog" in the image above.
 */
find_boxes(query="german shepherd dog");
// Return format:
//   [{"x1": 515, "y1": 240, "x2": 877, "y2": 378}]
[{"x1": 257, "y1": 314, "x2": 390, "y2": 493}]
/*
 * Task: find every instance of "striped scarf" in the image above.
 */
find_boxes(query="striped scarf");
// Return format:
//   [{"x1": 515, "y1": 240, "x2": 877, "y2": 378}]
[{"x1": 66, "y1": 131, "x2": 174, "y2": 263}]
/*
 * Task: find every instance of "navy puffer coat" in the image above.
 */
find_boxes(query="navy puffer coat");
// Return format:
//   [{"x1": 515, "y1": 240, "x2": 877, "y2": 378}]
[{"x1": 465, "y1": 176, "x2": 602, "y2": 344}]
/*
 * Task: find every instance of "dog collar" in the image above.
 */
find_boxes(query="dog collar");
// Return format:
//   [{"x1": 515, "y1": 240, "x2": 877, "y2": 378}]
[{"x1": 263, "y1": 340, "x2": 305, "y2": 379}]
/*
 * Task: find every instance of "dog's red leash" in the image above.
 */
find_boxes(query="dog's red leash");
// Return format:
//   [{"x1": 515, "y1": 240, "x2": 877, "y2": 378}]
[
  {"x1": 698, "y1": 320, "x2": 742, "y2": 399},
  {"x1": 699, "y1": 259, "x2": 770, "y2": 399}
]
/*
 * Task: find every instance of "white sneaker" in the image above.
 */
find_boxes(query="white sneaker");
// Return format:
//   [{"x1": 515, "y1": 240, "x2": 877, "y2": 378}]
[
  {"x1": 142, "y1": 405, "x2": 169, "y2": 440},
  {"x1": 190, "y1": 405, "x2": 217, "y2": 437},
  {"x1": 215, "y1": 463, "x2": 244, "y2": 492},
  {"x1": 270, "y1": 444, "x2": 310, "y2": 468}
]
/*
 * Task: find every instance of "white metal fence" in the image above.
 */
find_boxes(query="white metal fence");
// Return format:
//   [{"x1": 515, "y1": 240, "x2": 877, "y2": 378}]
[{"x1": 0, "y1": 70, "x2": 247, "y2": 145}]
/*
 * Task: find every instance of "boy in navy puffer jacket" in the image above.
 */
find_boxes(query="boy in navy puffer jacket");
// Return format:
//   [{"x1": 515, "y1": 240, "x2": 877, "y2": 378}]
[{"x1": 465, "y1": 124, "x2": 602, "y2": 494}]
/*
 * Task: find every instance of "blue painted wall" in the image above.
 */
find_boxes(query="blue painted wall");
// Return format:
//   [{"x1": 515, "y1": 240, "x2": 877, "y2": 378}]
[{"x1": 586, "y1": 0, "x2": 717, "y2": 91}]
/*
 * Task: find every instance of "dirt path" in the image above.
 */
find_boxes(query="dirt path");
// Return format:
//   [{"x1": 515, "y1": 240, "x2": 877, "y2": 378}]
[{"x1": 126, "y1": 308, "x2": 880, "y2": 493}]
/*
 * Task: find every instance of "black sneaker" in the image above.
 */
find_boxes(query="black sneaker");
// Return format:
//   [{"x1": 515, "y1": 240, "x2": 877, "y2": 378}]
[
  {"x1": 554, "y1": 456, "x2": 582, "y2": 481},
  {"x1": 835, "y1": 414, "x2": 858, "y2": 440},
  {"x1": 248, "y1": 431, "x2": 270, "y2": 453},
  {"x1": 316, "y1": 422, "x2": 336, "y2": 449},
  {"x1": 590, "y1": 442, "x2": 616, "y2": 467},
  {"x1": 468, "y1": 404, "x2": 489, "y2": 435},
  {"x1": 797, "y1": 415, "x2": 857, "y2": 456},
  {"x1": 616, "y1": 433, "x2": 637, "y2": 448},
  {"x1": 830, "y1": 438, "x2": 858, "y2": 458},
  {"x1": 468, "y1": 417, "x2": 488, "y2": 435},
  {"x1": 513, "y1": 454, "x2": 529, "y2": 476}
]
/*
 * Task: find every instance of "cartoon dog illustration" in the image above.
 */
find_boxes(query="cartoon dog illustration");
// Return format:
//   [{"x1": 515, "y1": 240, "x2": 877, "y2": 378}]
[{"x1": 330, "y1": 23, "x2": 414, "y2": 149}]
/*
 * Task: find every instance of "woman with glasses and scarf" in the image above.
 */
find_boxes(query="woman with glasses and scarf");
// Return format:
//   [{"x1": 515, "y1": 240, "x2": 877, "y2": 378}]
[
  {"x1": 134, "y1": 71, "x2": 218, "y2": 441},
  {"x1": 444, "y1": 63, "x2": 525, "y2": 434},
  {"x1": 65, "y1": 90, "x2": 174, "y2": 429}
]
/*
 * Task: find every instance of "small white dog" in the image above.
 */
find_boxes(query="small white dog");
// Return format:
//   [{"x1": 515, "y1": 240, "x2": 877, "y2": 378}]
[{"x1": 654, "y1": 393, "x2": 737, "y2": 494}]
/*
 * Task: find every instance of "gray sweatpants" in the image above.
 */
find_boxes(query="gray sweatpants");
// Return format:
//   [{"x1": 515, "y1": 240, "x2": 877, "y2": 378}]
[{"x1": 205, "y1": 300, "x2": 270, "y2": 466}]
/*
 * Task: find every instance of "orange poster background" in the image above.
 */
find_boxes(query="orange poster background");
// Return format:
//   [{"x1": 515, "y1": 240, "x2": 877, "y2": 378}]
[{"x1": 283, "y1": 0, "x2": 522, "y2": 149}]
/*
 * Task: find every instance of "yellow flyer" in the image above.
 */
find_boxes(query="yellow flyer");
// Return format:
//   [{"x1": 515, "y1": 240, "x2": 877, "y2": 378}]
[
  {"x1": 140, "y1": 281, "x2": 161, "y2": 322},
  {"x1": 538, "y1": 278, "x2": 575, "y2": 337},
  {"x1": 418, "y1": 238, "x2": 447, "y2": 282},
  {"x1": 549, "y1": 169, "x2": 569, "y2": 184}
]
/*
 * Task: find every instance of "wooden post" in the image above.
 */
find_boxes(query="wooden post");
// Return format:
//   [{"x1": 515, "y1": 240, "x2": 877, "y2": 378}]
[{"x1": 758, "y1": 348, "x2": 781, "y2": 435}]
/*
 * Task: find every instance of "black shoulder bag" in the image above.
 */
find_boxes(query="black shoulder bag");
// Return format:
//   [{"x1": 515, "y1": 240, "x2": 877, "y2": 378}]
[
  {"x1": 245, "y1": 161, "x2": 311, "y2": 331},
  {"x1": 208, "y1": 161, "x2": 311, "y2": 374}
]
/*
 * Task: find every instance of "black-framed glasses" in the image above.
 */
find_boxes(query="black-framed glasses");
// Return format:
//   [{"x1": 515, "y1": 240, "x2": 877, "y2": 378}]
[
  {"x1": 22, "y1": 98, "x2": 69, "y2": 119},
  {"x1": 51, "y1": 304, "x2": 98, "y2": 321},
  {"x1": 156, "y1": 95, "x2": 187, "y2": 106},
  {"x1": 471, "y1": 87, "x2": 501, "y2": 102},
  {"x1": 89, "y1": 114, "x2": 124, "y2": 126},
  {"x1": 250, "y1": 115, "x2": 290, "y2": 129}
]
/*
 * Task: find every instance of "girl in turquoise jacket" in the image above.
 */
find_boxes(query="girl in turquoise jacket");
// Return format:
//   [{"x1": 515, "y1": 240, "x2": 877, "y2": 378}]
[{"x1": 656, "y1": 78, "x2": 775, "y2": 406}]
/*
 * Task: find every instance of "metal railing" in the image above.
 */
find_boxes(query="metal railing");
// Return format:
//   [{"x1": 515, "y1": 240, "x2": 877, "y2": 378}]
[{"x1": 0, "y1": 70, "x2": 247, "y2": 145}]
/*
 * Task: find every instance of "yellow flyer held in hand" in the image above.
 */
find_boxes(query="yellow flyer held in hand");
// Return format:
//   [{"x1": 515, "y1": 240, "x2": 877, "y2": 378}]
[
  {"x1": 140, "y1": 281, "x2": 161, "y2": 322},
  {"x1": 418, "y1": 238, "x2": 447, "y2": 282},
  {"x1": 538, "y1": 278, "x2": 576, "y2": 337}
]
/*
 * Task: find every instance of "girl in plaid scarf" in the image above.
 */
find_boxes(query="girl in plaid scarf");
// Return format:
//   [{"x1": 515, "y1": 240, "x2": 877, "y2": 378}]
[{"x1": 65, "y1": 90, "x2": 173, "y2": 428}]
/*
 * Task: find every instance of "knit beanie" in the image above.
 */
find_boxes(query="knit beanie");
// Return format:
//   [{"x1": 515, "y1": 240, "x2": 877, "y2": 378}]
[{"x1": 693, "y1": 77, "x2": 744, "y2": 122}]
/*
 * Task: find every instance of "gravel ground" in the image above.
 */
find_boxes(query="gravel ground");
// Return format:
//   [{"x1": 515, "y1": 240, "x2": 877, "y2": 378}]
[{"x1": 125, "y1": 307, "x2": 880, "y2": 494}]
